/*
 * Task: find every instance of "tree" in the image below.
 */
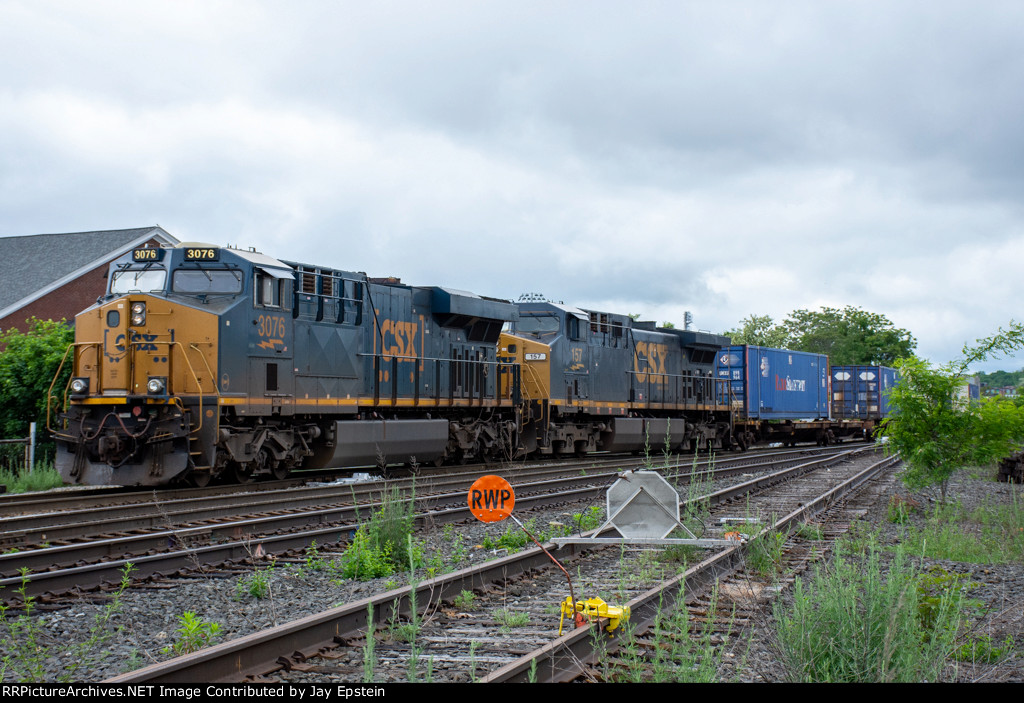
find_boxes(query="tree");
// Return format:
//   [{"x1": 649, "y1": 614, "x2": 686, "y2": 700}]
[
  {"x1": 0, "y1": 318, "x2": 74, "y2": 447},
  {"x1": 783, "y1": 306, "x2": 915, "y2": 365},
  {"x1": 722, "y1": 314, "x2": 790, "y2": 348},
  {"x1": 723, "y1": 307, "x2": 915, "y2": 363},
  {"x1": 880, "y1": 323, "x2": 1024, "y2": 502}
]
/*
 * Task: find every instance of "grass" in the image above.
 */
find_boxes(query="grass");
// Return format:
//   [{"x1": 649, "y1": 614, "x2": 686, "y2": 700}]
[
  {"x1": 773, "y1": 540, "x2": 965, "y2": 682},
  {"x1": 338, "y1": 485, "x2": 424, "y2": 580},
  {"x1": 493, "y1": 609, "x2": 529, "y2": 632},
  {"x1": 1, "y1": 563, "x2": 134, "y2": 681},
  {"x1": 609, "y1": 588, "x2": 733, "y2": 683},
  {"x1": 0, "y1": 462, "x2": 63, "y2": 494},
  {"x1": 235, "y1": 561, "x2": 274, "y2": 600},
  {"x1": 745, "y1": 529, "x2": 787, "y2": 578},
  {"x1": 480, "y1": 507, "x2": 605, "y2": 554},
  {"x1": 896, "y1": 489, "x2": 1024, "y2": 564}
]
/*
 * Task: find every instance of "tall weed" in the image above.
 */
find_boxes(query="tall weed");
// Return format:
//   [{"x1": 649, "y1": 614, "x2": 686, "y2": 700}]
[{"x1": 773, "y1": 542, "x2": 963, "y2": 682}]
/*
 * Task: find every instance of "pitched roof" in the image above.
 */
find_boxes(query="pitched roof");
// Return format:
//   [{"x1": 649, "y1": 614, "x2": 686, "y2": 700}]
[{"x1": 0, "y1": 226, "x2": 179, "y2": 316}]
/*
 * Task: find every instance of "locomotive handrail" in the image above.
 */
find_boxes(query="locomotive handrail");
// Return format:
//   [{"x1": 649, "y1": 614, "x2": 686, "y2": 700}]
[
  {"x1": 125, "y1": 339, "x2": 216, "y2": 438},
  {"x1": 46, "y1": 342, "x2": 107, "y2": 435},
  {"x1": 626, "y1": 369, "x2": 731, "y2": 410},
  {"x1": 358, "y1": 352, "x2": 523, "y2": 406},
  {"x1": 45, "y1": 343, "x2": 76, "y2": 435}
]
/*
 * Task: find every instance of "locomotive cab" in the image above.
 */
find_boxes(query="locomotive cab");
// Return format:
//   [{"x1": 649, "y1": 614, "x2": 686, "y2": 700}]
[{"x1": 52, "y1": 244, "x2": 292, "y2": 486}]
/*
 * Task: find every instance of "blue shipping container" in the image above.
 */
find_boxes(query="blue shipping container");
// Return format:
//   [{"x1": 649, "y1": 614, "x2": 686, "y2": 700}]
[
  {"x1": 716, "y1": 345, "x2": 830, "y2": 420},
  {"x1": 830, "y1": 365, "x2": 899, "y2": 420}
]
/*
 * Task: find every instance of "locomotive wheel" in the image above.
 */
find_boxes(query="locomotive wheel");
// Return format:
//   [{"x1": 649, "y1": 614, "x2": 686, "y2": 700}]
[
  {"x1": 271, "y1": 462, "x2": 290, "y2": 480},
  {"x1": 232, "y1": 462, "x2": 255, "y2": 484},
  {"x1": 187, "y1": 469, "x2": 213, "y2": 488}
]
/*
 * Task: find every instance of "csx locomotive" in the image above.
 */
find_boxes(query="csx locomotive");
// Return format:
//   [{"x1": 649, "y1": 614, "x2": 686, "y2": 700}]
[{"x1": 51, "y1": 243, "x2": 734, "y2": 486}]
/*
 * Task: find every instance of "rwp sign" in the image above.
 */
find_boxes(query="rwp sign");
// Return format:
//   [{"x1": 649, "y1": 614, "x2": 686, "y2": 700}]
[{"x1": 467, "y1": 475, "x2": 515, "y2": 523}]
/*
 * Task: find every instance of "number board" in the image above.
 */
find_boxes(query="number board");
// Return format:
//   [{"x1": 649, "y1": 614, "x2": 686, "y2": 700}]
[
  {"x1": 184, "y1": 247, "x2": 220, "y2": 261},
  {"x1": 132, "y1": 248, "x2": 164, "y2": 262}
]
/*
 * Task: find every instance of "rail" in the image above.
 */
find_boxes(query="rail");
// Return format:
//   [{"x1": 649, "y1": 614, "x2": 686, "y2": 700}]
[
  {"x1": 625, "y1": 369, "x2": 732, "y2": 409},
  {"x1": 359, "y1": 353, "x2": 522, "y2": 407}
]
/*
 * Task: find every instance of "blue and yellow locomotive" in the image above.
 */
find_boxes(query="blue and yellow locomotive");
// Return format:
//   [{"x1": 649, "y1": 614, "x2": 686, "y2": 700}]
[
  {"x1": 500, "y1": 301, "x2": 733, "y2": 458},
  {"x1": 52, "y1": 244, "x2": 521, "y2": 486}
]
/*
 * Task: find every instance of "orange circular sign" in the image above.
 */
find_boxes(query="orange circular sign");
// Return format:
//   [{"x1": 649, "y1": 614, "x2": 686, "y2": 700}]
[{"x1": 467, "y1": 475, "x2": 516, "y2": 523}]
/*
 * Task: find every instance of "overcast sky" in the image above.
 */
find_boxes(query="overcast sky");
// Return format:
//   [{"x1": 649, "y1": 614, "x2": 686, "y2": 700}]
[{"x1": 2, "y1": 1, "x2": 1022, "y2": 371}]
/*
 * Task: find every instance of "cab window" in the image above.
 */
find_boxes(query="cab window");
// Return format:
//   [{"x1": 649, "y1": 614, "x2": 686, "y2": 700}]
[
  {"x1": 111, "y1": 267, "x2": 167, "y2": 294},
  {"x1": 172, "y1": 269, "x2": 243, "y2": 294},
  {"x1": 256, "y1": 271, "x2": 291, "y2": 309}
]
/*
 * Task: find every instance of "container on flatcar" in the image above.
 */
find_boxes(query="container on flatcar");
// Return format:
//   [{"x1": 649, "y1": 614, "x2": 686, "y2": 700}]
[
  {"x1": 716, "y1": 345, "x2": 830, "y2": 420},
  {"x1": 830, "y1": 365, "x2": 898, "y2": 420}
]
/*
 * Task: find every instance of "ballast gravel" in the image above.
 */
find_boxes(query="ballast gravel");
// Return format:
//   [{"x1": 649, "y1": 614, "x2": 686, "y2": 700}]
[{"x1": 2, "y1": 456, "x2": 1022, "y2": 683}]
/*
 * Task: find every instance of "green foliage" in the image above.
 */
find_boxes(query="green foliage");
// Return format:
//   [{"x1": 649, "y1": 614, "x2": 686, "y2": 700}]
[
  {"x1": 896, "y1": 493, "x2": 1024, "y2": 563},
  {"x1": 572, "y1": 505, "x2": 603, "y2": 532},
  {"x1": 162, "y1": 611, "x2": 221, "y2": 656},
  {"x1": 746, "y1": 530, "x2": 787, "y2": 578},
  {"x1": 954, "y1": 634, "x2": 1015, "y2": 663},
  {"x1": 363, "y1": 603, "x2": 377, "y2": 683},
  {"x1": 304, "y1": 540, "x2": 327, "y2": 571},
  {"x1": 0, "y1": 319, "x2": 74, "y2": 453},
  {"x1": 886, "y1": 495, "x2": 920, "y2": 524},
  {"x1": 339, "y1": 486, "x2": 424, "y2": 580},
  {"x1": 723, "y1": 307, "x2": 916, "y2": 365},
  {"x1": 493, "y1": 609, "x2": 529, "y2": 632},
  {"x1": 882, "y1": 324, "x2": 1024, "y2": 502},
  {"x1": 339, "y1": 527, "x2": 397, "y2": 580},
  {"x1": 722, "y1": 314, "x2": 791, "y2": 348},
  {"x1": 916, "y1": 565, "x2": 980, "y2": 633},
  {"x1": 783, "y1": 306, "x2": 916, "y2": 365},
  {"x1": 611, "y1": 588, "x2": 729, "y2": 683},
  {"x1": 0, "y1": 462, "x2": 63, "y2": 493},
  {"x1": 453, "y1": 590, "x2": 477, "y2": 610},
  {"x1": 795, "y1": 522, "x2": 825, "y2": 540},
  {"x1": 974, "y1": 368, "x2": 1024, "y2": 394},
  {"x1": 1, "y1": 563, "x2": 134, "y2": 681},
  {"x1": 235, "y1": 561, "x2": 274, "y2": 600},
  {"x1": 774, "y1": 543, "x2": 963, "y2": 682}
]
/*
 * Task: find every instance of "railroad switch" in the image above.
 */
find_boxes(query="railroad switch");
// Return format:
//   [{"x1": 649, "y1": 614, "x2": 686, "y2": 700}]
[{"x1": 559, "y1": 596, "x2": 630, "y2": 636}]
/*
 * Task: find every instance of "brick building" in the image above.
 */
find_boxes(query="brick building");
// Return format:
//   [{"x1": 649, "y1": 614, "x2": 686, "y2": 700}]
[{"x1": 0, "y1": 227, "x2": 179, "y2": 333}]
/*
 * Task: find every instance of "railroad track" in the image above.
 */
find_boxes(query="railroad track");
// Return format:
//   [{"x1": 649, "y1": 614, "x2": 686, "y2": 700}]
[
  {"x1": 0, "y1": 445, "x2": 858, "y2": 603},
  {"x1": 104, "y1": 444, "x2": 892, "y2": 683}
]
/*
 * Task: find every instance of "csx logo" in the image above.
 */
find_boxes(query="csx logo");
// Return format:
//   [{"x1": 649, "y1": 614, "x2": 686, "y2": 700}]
[
  {"x1": 380, "y1": 320, "x2": 418, "y2": 359},
  {"x1": 115, "y1": 330, "x2": 159, "y2": 352},
  {"x1": 634, "y1": 341, "x2": 669, "y2": 383}
]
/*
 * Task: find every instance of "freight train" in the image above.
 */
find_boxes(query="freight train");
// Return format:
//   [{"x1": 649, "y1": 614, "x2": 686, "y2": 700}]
[{"x1": 48, "y1": 243, "x2": 889, "y2": 487}]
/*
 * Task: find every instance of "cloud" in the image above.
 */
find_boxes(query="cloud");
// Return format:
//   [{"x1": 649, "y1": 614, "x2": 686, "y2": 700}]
[{"x1": 2, "y1": 1, "x2": 1024, "y2": 370}]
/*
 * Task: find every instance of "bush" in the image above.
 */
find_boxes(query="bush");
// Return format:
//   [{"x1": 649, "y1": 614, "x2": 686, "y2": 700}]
[
  {"x1": 774, "y1": 543, "x2": 963, "y2": 682},
  {"x1": 339, "y1": 486, "x2": 424, "y2": 580},
  {"x1": 0, "y1": 319, "x2": 74, "y2": 464}
]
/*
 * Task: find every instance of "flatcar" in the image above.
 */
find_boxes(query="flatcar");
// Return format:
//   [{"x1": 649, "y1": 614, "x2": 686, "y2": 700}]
[{"x1": 717, "y1": 347, "x2": 896, "y2": 447}]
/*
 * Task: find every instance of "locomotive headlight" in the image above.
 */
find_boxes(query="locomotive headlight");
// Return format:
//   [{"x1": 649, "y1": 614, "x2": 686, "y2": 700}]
[
  {"x1": 147, "y1": 377, "x2": 167, "y2": 395},
  {"x1": 130, "y1": 302, "x2": 146, "y2": 326},
  {"x1": 70, "y1": 377, "x2": 89, "y2": 396}
]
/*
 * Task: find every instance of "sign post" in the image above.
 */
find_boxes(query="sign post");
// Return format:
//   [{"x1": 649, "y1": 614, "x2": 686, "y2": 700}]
[{"x1": 466, "y1": 475, "x2": 585, "y2": 631}]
